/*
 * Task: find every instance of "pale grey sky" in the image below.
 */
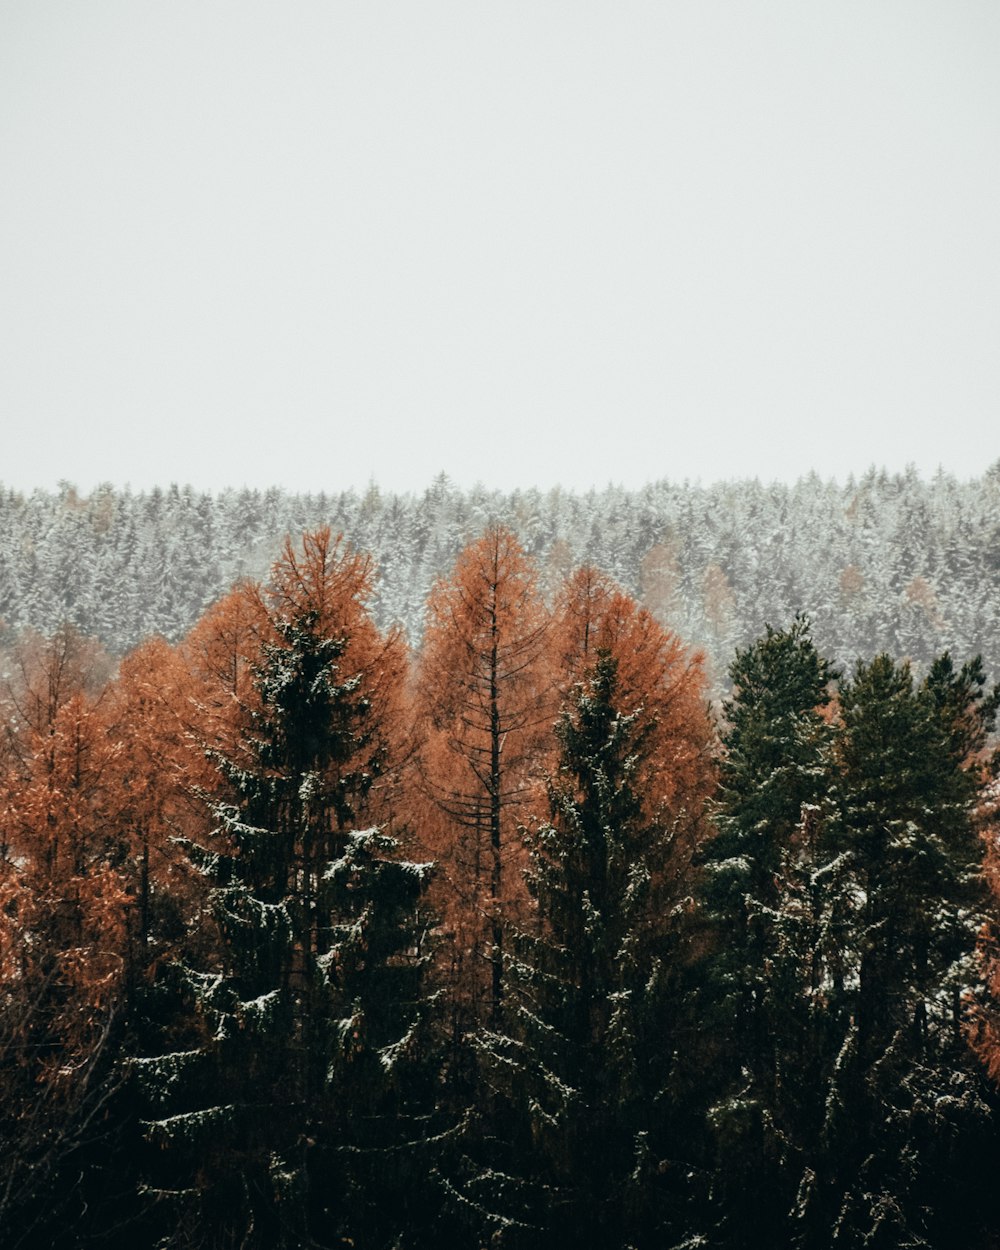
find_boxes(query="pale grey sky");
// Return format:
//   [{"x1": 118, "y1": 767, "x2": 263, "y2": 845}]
[{"x1": 1, "y1": 1, "x2": 998, "y2": 495}]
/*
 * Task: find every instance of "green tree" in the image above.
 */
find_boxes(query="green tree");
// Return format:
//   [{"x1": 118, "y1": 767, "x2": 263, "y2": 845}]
[
  {"x1": 811, "y1": 652, "x2": 999, "y2": 1250},
  {"x1": 135, "y1": 532, "x2": 435, "y2": 1249},
  {"x1": 697, "y1": 618, "x2": 841, "y2": 1249},
  {"x1": 452, "y1": 653, "x2": 687, "y2": 1249}
]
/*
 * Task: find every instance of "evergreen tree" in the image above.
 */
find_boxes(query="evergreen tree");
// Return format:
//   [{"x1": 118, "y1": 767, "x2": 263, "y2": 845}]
[
  {"x1": 453, "y1": 653, "x2": 685, "y2": 1249},
  {"x1": 697, "y1": 617, "x2": 840, "y2": 1248},
  {"x1": 811, "y1": 652, "x2": 999, "y2": 1250},
  {"x1": 136, "y1": 531, "x2": 436, "y2": 1249}
]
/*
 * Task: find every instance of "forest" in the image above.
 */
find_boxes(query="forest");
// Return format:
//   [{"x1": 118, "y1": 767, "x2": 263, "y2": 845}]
[
  {"x1": 4, "y1": 465, "x2": 1000, "y2": 693},
  {"x1": 2, "y1": 506, "x2": 1000, "y2": 1249}
]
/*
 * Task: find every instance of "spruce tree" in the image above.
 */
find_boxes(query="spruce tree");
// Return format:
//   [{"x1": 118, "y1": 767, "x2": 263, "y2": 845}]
[
  {"x1": 135, "y1": 532, "x2": 436, "y2": 1249},
  {"x1": 453, "y1": 652, "x2": 682, "y2": 1249},
  {"x1": 812, "y1": 652, "x2": 999, "y2": 1250},
  {"x1": 697, "y1": 617, "x2": 841, "y2": 1248}
]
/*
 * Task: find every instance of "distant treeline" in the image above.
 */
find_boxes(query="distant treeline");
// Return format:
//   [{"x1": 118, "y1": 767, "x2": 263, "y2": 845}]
[{"x1": 3, "y1": 465, "x2": 1000, "y2": 688}]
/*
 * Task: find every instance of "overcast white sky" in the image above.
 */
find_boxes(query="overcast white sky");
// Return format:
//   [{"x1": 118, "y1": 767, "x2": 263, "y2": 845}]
[{"x1": 1, "y1": 2, "x2": 998, "y2": 496}]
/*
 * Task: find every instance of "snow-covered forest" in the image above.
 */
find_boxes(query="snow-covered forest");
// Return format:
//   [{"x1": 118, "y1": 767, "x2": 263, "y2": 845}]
[
  {"x1": 3, "y1": 466, "x2": 1000, "y2": 690},
  {"x1": 2, "y1": 483, "x2": 1000, "y2": 1249}
]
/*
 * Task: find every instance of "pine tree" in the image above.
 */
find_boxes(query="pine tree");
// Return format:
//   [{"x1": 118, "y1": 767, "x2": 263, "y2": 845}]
[
  {"x1": 452, "y1": 653, "x2": 688, "y2": 1249},
  {"x1": 136, "y1": 531, "x2": 435, "y2": 1248},
  {"x1": 813, "y1": 652, "x2": 999, "y2": 1250},
  {"x1": 697, "y1": 617, "x2": 840, "y2": 1248}
]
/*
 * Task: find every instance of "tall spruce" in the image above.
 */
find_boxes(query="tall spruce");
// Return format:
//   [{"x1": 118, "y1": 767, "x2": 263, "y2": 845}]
[
  {"x1": 698, "y1": 617, "x2": 840, "y2": 1248},
  {"x1": 451, "y1": 652, "x2": 683, "y2": 1249},
  {"x1": 134, "y1": 531, "x2": 435, "y2": 1249},
  {"x1": 809, "y1": 652, "x2": 999, "y2": 1250}
]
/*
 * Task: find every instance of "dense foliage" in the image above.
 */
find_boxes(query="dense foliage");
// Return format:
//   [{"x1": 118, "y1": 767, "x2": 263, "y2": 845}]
[
  {"x1": 2, "y1": 521, "x2": 1000, "y2": 1249},
  {"x1": 5, "y1": 466, "x2": 1000, "y2": 692}
]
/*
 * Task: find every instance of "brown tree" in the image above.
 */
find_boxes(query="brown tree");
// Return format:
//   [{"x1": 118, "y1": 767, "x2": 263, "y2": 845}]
[
  {"x1": 177, "y1": 581, "x2": 269, "y2": 766},
  {"x1": 414, "y1": 525, "x2": 553, "y2": 1027},
  {"x1": 110, "y1": 635, "x2": 212, "y2": 968},
  {"x1": 551, "y1": 565, "x2": 715, "y2": 842},
  {"x1": 0, "y1": 630, "x2": 129, "y2": 1239}
]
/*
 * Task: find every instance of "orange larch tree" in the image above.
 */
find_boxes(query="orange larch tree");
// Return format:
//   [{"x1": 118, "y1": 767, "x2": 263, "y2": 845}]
[
  {"x1": 109, "y1": 635, "x2": 213, "y2": 971},
  {"x1": 452, "y1": 575, "x2": 715, "y2": 1243},
  {"x1": 176, "y1": 580, "x2": 269, "y2": 768},
  {"x1": 550, "y1": 565, "x2": 715, "y2": 866},
  {"x1": 0, "y1": 628, "x2": 130, "y2": 1238},
  {"x1": 414, "y1": 524, "x2": 554, "y2": 1028}
]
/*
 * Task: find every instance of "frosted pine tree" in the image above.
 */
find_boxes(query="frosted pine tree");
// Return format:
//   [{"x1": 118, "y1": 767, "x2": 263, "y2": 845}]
[
  {"x1": 134, "y1": 532, "x2": 437, "y2": 1249},
  {"x1": 810, "y1": 652, "x2": 999, "y2": 1250},
  {"x1": 697, "y1": 617, "x2": 842, "y2": 1248},
  {"x1": 451, "y1": 652, "x2": 678, "y2": 1249}
]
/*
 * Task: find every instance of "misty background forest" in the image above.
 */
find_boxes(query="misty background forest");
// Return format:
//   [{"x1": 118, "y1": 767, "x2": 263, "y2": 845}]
[
  {"x1": 4, "y1": 467, "x2": 1000, "y2": 688},
  {"x1": 2, "y1": 473, "x2": 1000, "y2": 1250}
]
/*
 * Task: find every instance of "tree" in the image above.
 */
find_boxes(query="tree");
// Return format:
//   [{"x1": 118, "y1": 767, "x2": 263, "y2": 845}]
[
  {"x1": 550, "y1": 565, "x2": 714, "y2": 878},
  {"x1": 812, "y1": 652, "x2": 999, "y2": 1250},
  {"x1": 415, "y1": 525, "x2": 552, "y2": 1030},
  {"x1": 697, "y1": 617, "x2": 840, "y2": 1249},
  {"x1": 136, "y1": 530, "x2": 434, "y2": 1248},
  {"x1": 456, "y1": 652, "x2": 695, "y2": 1248},
  {"x1": 0, "y1": 629, "x2": 130, "y2": 1247}
]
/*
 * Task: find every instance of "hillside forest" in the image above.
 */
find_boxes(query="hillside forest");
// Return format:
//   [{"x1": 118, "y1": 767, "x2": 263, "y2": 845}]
[
  {"x1": 4, "y1": 467, "x2": 1000, "y2": 691},
  {"x1": 2, "y1": 490, "x2": 1000, "y2": 1248}
]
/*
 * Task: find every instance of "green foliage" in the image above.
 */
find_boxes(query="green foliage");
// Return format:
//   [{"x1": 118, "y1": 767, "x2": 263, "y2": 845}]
[
  {"x1": 454, "y1": 653, "x2": 688, "y2": 1249},
  {"x1": 135, "y1": 574, "x2": 436, "y2": 1249},
  {"x1": 808, "y1": 651, "x2": 999, "y2": 1249},
  {"x1": 6, "y1": 553, "x2": 1000, "y2": 1248},
  {"x1": 697, "y1": 618, "x2": 842, "y2": 1247},
  {"x1": 698, "y1": 624, "x2": 999, "y2": 1250}
]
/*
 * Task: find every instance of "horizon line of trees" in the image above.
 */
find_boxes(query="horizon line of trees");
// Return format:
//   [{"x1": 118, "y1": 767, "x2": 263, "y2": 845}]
[
  {"x1": 4, "y1": 465, "x2": 1000, "y2": 695},
  {"x1": 2, "y1": 524, "x2": 1000, "y2": 1248}
]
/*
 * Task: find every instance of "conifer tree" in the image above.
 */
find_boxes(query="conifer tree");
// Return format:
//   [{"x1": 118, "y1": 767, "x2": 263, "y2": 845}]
[
  {"x1": 811, "y1": 652, "x2": 999, "y2": 1250},
  {"x1": 0, "y1": 630, "x2": 130, "y2": 1247},
  {"x1": 697, "y1": 617, "x2": 840, "y2": 1248},
  {"x1": 550, "y1": 565, "x2": 714, "y2": 903},
  {"x1": 452, "y1": 652, "x2": 691, "y2": 1249},
  {"x1": 415, "y1": 525, "x2": 552, "y2": 1031},
  {"x1": 136, "y1": 531, "x2": 435, "y2": 1249},
  {"x1": 102, "y1": 636, "x2": 204, "y2": 976}
]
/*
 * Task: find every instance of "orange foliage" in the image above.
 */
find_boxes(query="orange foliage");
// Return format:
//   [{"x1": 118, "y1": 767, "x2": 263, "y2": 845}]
[
  {"x1": 179, "y1": 582, "x2": 269, "y2": 765},
  {"x1": 174, "y1": 531, "x2": 412, "y2": 827},
  {"x1": 110, "y1": 636, "x2": 212, "y2": 961},
  {"x1": 904, "y1": 574, "x2": 947, "y2": 633},
  {"x1": 551, "y1": 566, "x2": 715, "y2": 890},
  {"x1": 0, "y1": 628, "x2": 143, "y2": 1227},
  {"x1": 0, "y1": 659, "x2": 129, "y2": 1094},
  {"x1": 260, "y1": 528, "x2": 413, "y2": 827},
  {"x1": 414, "y1": 525, "x2": 554, "y2": 1025},
  {"x1": 972, "y1": 783, "x2": 1000, "y2": 1083},
  {"x1": 639, "y1": 535, "x2": 683, "y2": 626},
  {"x1": 0, "y1": 624, "x2": 112, "y2": 775},
  {"x1": 839, "y1": 564, "x2": 865, "y2": 599}
]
